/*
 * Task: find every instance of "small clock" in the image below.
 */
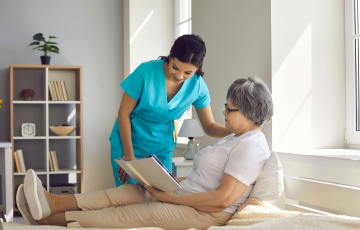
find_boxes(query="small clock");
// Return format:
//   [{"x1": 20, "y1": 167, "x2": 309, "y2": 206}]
[{"x1": 21, "y1": 123, "x2": 36, "y2": 137}]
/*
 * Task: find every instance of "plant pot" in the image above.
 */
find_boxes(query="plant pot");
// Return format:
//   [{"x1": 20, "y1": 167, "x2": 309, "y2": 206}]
[
  {"x1": 40, "y1": 56, "x2": 51, "y2": 65},
  {"x1": 24, "y1": 96, "x2": 33, "y2": 101}
]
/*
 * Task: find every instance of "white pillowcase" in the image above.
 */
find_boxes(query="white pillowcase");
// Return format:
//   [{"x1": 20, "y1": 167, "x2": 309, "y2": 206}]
[{"x1": 249, "y1": 151, "x2": 285, "y2": 209}]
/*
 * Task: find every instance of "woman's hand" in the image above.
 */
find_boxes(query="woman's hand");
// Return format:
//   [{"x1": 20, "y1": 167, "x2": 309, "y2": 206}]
[
  {"x1": 143, "y1": 184, "x2": 174, "y2": 203},
  {"x1": 117, "y1": 154, "x2": 136, "y2": 183},
  {"x1": 175, "y1": 177, "x2": 186, "y2": 183}
]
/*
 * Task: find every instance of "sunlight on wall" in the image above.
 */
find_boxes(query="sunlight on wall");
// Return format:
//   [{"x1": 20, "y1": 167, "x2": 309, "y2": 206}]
[
  {"x1": 130, "y1": 10, "x2": 154, "y2": 44},
  {"x1": 67, "y1": 108, "x2": 76, "y2": 124},
  {"x1": 273, "y1": 23, "x2": 312, "y2": 151}
]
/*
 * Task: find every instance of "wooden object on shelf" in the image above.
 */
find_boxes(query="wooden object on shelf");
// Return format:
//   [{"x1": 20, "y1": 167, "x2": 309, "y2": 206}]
[
  {"x1": 48, "y1": 81, "x2": 55, "y2": 101},
  {"x1": 16, "y1": 149, "x2": 26, "y2": 172},
  {"x1": 50, "y1": 81, "x2": 59, "y2": 101},
  {"x1": 61, "y1": 81, "x2": 69, "y2": 101},
  {"x1": 51, "y1": 151, "x2": 59, "y2": 172},
  {"x1": 49, "y1": 151, "x2": 54, "y2": 172},
  {"x1": 49, "y1": 126, "x2": 77, "y2": 136},
  {"x1": 13, "y1": 151, "x2": 21, "y2": 173},
  {"x1": 57, "y1": 81, "x2": 65, "y2": 101},
  {"x1": 10, "y1": 64, "x2": 83, "y2": 211}
]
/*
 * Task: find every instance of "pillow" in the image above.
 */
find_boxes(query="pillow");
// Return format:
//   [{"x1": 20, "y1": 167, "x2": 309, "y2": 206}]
[{"x1": 249, "y1": 151, "x2": 285, "y2": 209}]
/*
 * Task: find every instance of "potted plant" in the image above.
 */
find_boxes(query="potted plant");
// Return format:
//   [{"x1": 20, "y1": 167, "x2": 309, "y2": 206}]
[
  {"x1": 29, "y1": 33, "x2": 60, "y2": 65},
  {"x1": 20, "y1": 89, "x2": 35, "y2": 101}
]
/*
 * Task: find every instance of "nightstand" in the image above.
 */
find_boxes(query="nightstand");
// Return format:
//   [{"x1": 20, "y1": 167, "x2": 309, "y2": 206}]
[{"x1": 172, "y1": 157, "x2": 194, "y2": 177}]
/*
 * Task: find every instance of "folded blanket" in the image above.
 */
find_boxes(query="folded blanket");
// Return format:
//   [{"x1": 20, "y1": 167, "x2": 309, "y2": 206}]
[{"x1": 208, "y1": 197, "x2": 360, "y2": 230}]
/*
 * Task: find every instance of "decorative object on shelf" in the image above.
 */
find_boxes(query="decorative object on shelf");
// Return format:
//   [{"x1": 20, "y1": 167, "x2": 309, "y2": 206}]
[
  {"x1": 20, "y1": 89, "x2": 35, "y2": 101},
  {"x1": 50, "y1": 151, "x2": 59, "y2": 171},
  {"x1": 48, "y1": 151, "x2": 54, "y2": 172},
  {"x1": 21, "y1": 123, "x2": 36, "y2": 137},
  {"x1": 15, "y1": 149, "x2": 26, "y2": 172},
  {"x1": 29, "y1": 33, "x2": 60, "y2": 65},
  {"x1": 48, "y1": 81, "x2": 69, "y2": 101},
  {"x1": 13, "y1": 151, "x2": 21, "y2": 173},
  {"x1": 0, "y1": 99, "x2": 2, "y2": 108},
  {"x1": 50, "y1": 183, "x2": 77, "y2": 195},
  {"x1": 178, "y1": 119, "x2": 204, "y2": 160},
  {"x1": 49, "y1": 125, "x2": 77, "y2": 136}
]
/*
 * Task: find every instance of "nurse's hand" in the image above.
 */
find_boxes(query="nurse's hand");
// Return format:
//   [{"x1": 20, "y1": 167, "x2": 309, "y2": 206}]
[{"x1": 117, "y1": 155, "x2": 136, "y2": 184}]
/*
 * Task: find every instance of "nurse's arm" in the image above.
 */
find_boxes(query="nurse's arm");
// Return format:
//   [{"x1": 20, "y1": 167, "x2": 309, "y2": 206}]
[
  {"x1": 145, "y1": 173, "x2": 248, "y2": 213},
  {"x1": 196, "y1": 105, "x2": 232, "y2": 138},
  {"x1": 118, "y1": 92, "x2": 138, "y2": 158}
]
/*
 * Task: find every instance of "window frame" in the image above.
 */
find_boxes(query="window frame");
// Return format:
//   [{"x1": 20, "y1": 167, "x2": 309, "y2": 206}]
[{"x1": 346, "y1": 0, "x2": 360, "y2": 144}]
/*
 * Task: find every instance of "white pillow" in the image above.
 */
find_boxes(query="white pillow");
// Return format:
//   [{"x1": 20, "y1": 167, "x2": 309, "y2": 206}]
[{"x1": 249, "y1": 151, "x2": 285, "y2": 209}]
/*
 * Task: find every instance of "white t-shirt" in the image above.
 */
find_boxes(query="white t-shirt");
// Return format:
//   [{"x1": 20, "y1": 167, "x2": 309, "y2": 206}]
[{"x1": 175, "y1": 130, "x2": 270, "y2": 214}]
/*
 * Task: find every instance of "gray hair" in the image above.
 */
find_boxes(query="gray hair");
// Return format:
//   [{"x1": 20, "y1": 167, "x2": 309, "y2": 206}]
[{"x1": 226, "y1": 76, "x2": 273, "y2": 127}]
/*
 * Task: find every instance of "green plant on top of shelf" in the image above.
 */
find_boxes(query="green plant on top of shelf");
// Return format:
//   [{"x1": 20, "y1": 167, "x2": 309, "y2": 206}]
[{"x1": 29, "y1": 33, "x2": 60, "y2": 65}]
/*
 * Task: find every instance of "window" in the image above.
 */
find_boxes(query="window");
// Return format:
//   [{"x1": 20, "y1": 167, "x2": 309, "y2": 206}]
[
  {"x1": 346, "y1": 0, "x2": 360, "y2": 143},
  {"x1": 174, "y1": 0, "x2": 193, "y2": 142}
]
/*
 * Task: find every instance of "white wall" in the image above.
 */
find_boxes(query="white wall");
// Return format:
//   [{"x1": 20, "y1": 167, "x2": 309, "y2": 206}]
[
  {"x1": 0, "y1": 0, "x2": 123, "y2": 201},
  {"x1": 271, "y1": 0, "x2": 346, "y2": 151},
  {"x1": 124, "y1": 0, "x2": 174, "y2": 76},
  {"x1": 191, "y1": 0, "x2": 272, "y2": 149}
]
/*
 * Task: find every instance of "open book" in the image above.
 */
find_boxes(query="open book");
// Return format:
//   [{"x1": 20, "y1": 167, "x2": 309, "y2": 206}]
[{"x1": 115, "y1": 155, "x2": 182, "y2": 192}]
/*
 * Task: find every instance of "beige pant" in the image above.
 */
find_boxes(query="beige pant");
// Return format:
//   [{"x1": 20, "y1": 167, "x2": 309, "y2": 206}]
[{"x1": 64, "y1": 184, "x2": 232, "y2": 229}]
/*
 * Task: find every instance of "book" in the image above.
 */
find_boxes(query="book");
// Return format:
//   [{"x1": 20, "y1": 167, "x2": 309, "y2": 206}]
[
  {"x1": 57, "y1": 81, "x2": 65, "y2": 101},
  {"x1": 51, "y1": 81, "x2": 59, "y2": 101},
  {"x1": 61, "y1": 81, "x2": 69, "y2": 101},
  {"x1": 115, "y1": 155, "x2": 181, "y2": 192},
  {"x1": 13, "y1": 151, "x2": 21, "y2": 173},
  {"x1": 49, "y1": 151, "x2": 54, "y2": 172},
  {"x1": 16, "y1": 149, "x2": 26, "y2": 173},
  {"x1": 51, "y1": 151, "x2": 59, "y2": 171},
  {"x1": 48, "y1": 81, "x2": 56, "y2": 101}
]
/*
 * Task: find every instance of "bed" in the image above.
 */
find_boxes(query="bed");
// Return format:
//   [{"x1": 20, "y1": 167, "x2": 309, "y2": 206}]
[{"x1": 1, "y1": 150, "x2": 360, "y2": 229}]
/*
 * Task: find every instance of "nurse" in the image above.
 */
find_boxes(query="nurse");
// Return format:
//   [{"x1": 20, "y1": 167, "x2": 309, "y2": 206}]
[{"x1": 109, "y1": 34, "x2": 232, "y2": 186}]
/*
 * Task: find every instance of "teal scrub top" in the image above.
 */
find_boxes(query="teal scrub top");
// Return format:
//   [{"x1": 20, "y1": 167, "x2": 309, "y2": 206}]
[{"x1": 109, "y1": 59, "x2": 211, "y2": 156}]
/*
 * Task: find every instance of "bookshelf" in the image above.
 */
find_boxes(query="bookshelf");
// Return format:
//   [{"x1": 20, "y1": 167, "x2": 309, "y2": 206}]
[{"x1": 10, "y1": 64, "x2": 83, "y2": 211}]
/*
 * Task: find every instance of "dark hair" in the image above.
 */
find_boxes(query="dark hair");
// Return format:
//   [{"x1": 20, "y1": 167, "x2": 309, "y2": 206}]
[{"x1": 159, "y1": 34, "x2": 206, "y2": 77}]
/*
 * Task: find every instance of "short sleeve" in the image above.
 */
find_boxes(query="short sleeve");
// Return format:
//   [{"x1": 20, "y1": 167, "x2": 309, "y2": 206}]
[
  {"x1": 120, "y1": 64, "x2": 145, "y2": 101},
  {"x1": 224, "y1": 141, "x2": 267, "y2": 186},
  {"x1": 192, "y1": 77, "x2": 211, "y2": 109}
]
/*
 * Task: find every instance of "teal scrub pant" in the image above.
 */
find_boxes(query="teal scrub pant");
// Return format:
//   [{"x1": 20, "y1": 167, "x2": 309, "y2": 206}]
[{"x1": 110, "y1": 144, "x2": 173, "y2": 187}]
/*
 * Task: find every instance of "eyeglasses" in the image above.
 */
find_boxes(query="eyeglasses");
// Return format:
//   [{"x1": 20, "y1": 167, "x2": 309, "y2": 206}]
[{"x1": 224, "y1": 103, "x2": 239, "y2": 114}]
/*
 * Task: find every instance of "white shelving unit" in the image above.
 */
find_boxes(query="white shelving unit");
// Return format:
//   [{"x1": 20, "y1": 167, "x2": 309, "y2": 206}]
[{"x1": 10, "y1": 64, "x2": 83, "y2": 211}]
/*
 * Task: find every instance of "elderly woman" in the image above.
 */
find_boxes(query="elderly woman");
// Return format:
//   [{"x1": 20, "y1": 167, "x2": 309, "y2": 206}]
[{"x1": 17, "y1": 76, "x2": 274, "y2": 230}]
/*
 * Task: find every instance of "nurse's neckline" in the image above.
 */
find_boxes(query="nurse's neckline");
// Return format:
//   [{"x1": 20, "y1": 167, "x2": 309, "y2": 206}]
[{"x1": 163, "y1": 61, "x2": 185, "y2": 103}]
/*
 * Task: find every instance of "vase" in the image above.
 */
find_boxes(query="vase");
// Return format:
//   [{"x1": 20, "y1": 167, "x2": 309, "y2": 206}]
[
  {"x1": 40, "y1": 56, "x2": 51, "y2": 65},
  {"x1": 24, "y1": 96, "x2": 33, "y2": 101}
]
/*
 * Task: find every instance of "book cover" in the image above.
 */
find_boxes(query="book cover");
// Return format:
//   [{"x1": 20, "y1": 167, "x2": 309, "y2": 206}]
[
  {"x1": 49, "y1": 151, "x2": 54, "y2": 172},
  {"x1": 13, "y1": 151, "x2": 21, "y2": 173},
  {"x1": 57, "y1": 81, "x2": 64, "y2": 101},
  {"x1": 61, "y1": 81, "x2": 69, "y2": 101},
  {"x1": 48, "y1": 81, "x2": 55, "y2": 101},
  {"x1": 51, "y1": 81, "x2": 59, "y2": 101},
  {"x1": 16, "y1": 149, "x2": 26, "y2": 173},
  {"x1": 115, "y1": 155, "x2": 181, "y2": 192},
  {"x1": 51, "y1": 151, "x2": 59, "y2": 171}
]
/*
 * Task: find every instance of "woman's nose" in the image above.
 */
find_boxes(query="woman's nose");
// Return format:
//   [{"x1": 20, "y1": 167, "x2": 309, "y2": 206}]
[{"x1": 222, "y1": 109, "x2": 227, "y2": 116}]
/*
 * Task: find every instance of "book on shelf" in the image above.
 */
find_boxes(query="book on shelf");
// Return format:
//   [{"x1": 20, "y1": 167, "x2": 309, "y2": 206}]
[
  {"x1": 57, "y1": 81, "x2": 64, "y2": 101},
  {"x1": 13, "y1": 151, "x2": 21, "y2": 173},
  {"x1": 51, "y1": 151, "x2": 59, "y2": 171},
  {"x1": 51, "y1": 81, "x2": 59, "y2": 101},
  {"x1": 61, "y1": 81, "x2": 69, "y2": 101},
  {"x1": 48, "y1": 81, "x2": 56, "y2": 101},
  {"x1": 49, "y1": 151, "x2": 54, "y2": 172},
  {"x1": 115, "y1": 154, "x2": 181, "y2": 192},
  {"x1": 16, "y1": 149, "x2": 26, "y2": 173}
]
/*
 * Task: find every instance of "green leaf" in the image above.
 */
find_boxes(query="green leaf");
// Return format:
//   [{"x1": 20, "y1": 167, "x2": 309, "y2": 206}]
[
  {"x1": 49, "y1": 36, "x2": 58, "y2": 39},
  {"x1": 50, "y1": 50, "x2": 60, "y2": 54},
  {"x1": 29, "y1": 42, "x2": 40, "y2": 46},
  {"x1": 32, "y1": 45, "x2": 44, "y2": 50},
  {"x1": 46, "y1": 42, "x2": 58, "y2": 45},
  {"x1": 50, "y1": 45, "x2": 59, "y2": 51},
  {"x1": 33, "y1": 33, "x2": 45, "y2": 41}
]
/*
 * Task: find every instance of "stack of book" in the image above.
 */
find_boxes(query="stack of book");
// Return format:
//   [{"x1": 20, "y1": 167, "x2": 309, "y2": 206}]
[
  {"x1": 49, "y1": 151, "x2": 59, "y2": 172},
  {"x1": 48, "y1": 81, "x2": 69, "y2": 101},
  {"x1": 13, "y1": 149, "x2": 26, "y2": 173}
]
